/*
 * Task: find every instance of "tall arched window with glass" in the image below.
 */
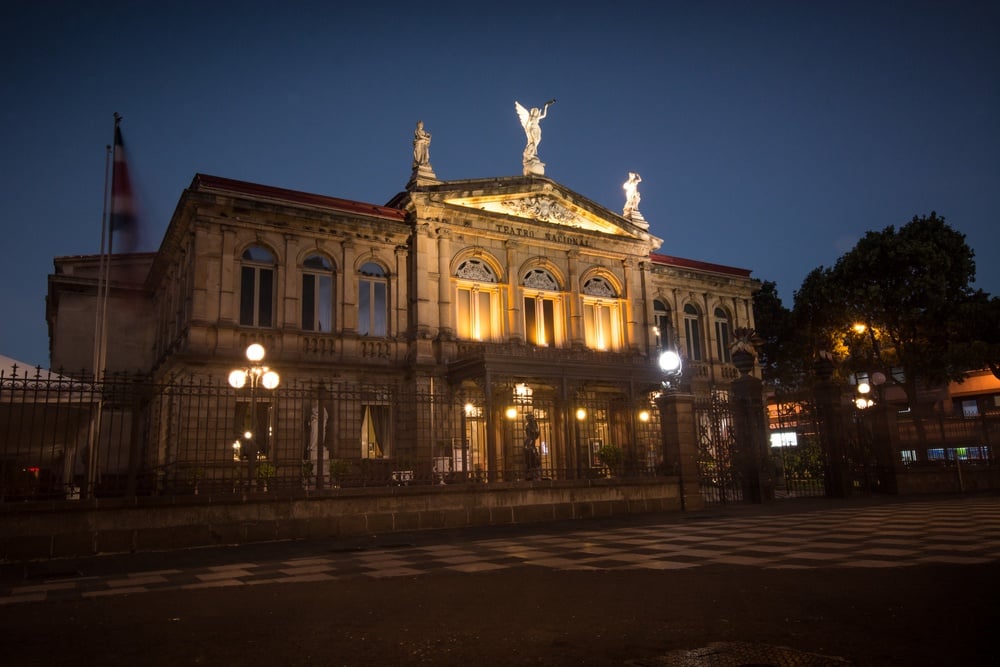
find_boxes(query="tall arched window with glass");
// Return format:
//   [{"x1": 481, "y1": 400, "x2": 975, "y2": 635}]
[
  {"x1": 714, "y1": 307, "x2": 732, "y2": 363},
  {"x1": 522, "y1": 268, "x2": 561, "y2": 347},
  {"x1": 302, "y1": 254, "x2": 334, "y2": 332},
  {"x1": 358, "y1": 262, "x2": 388, "y2": 337},
  {"x1": 683, "y1": 304, "x2": 703, "y2": 361},
  {"x1": 239, "y1": 245, "x2": 275, "y2": 327},
  {"x1": 653, "y1": 299, "x2": 673, "y2": 351},
  {"x1": 455, "y1": 258, "x2": 500, "y2": 341},
  {"x1": 581, "y1": 276, "x2": 622, "y2": 351}
]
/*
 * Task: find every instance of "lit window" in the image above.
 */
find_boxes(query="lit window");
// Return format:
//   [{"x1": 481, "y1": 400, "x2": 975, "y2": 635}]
[
  {"x1": 582, "y1": 276, "x2": 621, "y2": 351},
  {"x1": 358, "y1": 262, "x2": 388, "y2": 337},
  {"x1": 714, "y1": 307, "x2": 732, "y2": 363},
  {"x1": 456, "y1": 258, "x2": 500, "y2": 341},
  {"x1": 239, "y1": 245, "x2": 275, "y2": 327},
  {"x1": 523, "y1": 268, "x2": 561, "y2": 347},
  {"x1": 302, "y1": 254, "x2": 334, "y2": 332},
  {"x1": 361, "y1": 404, "x2": 390, "y2": 458},
  {"x1": 683, "y1": 304, "x2": 703, "y2": 361}
]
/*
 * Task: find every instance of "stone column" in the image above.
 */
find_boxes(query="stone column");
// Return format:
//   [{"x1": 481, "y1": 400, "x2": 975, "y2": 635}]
[
  {"x1": 566, "y1": 249, "x2": 583, "y2": 349},
  {"x1": 505, "y1": 241, "x2": 523, "y2": 343},
  {"x1": 622, "y1": 258, "x2": 642, "y2": 353},
  {"x1": 656, "y1": 390, "x2": 704, "y2": 511},
  {"x1": 436, "y1": 229, "x2": 453, "y2": 340},
  {"x1": 341, "y1": 240, "x2": 357, "y2": 334}
]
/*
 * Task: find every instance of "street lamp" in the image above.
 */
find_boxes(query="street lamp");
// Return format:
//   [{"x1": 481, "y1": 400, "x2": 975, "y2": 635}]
[
  {"x1": 855, "y1": 388, "x2": 875, "y2": 410},
  {"x1": 655, "y1": 347, "x2": 687, "y2": 507},
  {"x1": 658, "y1": 349, "x2": 683, "y2": 390},
  {"x1": 229, "y1": 343, "x2": 280, "y2": 491},
  {"x1": 575, "y1": 406, "x2": 587, "y2": 478}
]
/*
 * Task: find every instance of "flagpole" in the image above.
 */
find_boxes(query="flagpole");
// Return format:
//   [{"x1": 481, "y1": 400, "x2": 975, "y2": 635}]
[
  {"x1": 92, "y1": 137, "x2": 112, "y2": 377},
  {"x1": 85, "y1": 113, "x2": 118, "y2": 499},
  {"x1": 97, "y1": 115, "x2": 120, "y2": 376}
]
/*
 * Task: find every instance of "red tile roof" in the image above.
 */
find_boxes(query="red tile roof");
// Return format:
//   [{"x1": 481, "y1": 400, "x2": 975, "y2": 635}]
[
  {"x1": 191, "y1": 174, "x2": 407, "y2": 221},
  {"x1": 650, "y1": 252, "x2": 752, "y2": 278}
]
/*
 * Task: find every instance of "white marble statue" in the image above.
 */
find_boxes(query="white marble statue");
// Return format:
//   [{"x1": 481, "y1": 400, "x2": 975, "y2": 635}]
[
  {"x1": 623, "y1": 172, "x2": 642, "y2": 218},
  {"x1": 515, "y1": 99, "x2": 555, "y2": 175},
  {"x1": 412, "y1": 120, "x2": 431, "y2": 169}
]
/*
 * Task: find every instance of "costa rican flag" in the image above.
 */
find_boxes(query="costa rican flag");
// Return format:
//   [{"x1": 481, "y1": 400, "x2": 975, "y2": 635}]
[{"x1": 110, "y1": 124, "x2": 138, "y2": 253}]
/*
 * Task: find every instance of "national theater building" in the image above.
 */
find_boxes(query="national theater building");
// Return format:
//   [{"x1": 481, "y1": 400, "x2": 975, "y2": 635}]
[{"x1": 46, "y1": 112, "x2": 759, "y2": 488}]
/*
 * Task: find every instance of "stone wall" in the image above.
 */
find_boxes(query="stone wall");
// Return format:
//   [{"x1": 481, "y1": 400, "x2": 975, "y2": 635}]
[
  {"x1": 894, "y1": 466, "x2": 1000, "y2": 495},
  {"x1": 0, "y1": 478, "x2": 684, "y2": 562}
]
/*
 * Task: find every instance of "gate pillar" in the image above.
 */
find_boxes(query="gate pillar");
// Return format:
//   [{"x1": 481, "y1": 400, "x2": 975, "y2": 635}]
[
  {"x1": 731, "y1": 372, "x2": 774, "y2": 503},
  {"x1": 813, "y1": 356, "x2": 851, "y2": 498},
  {"x1": 870, "y1": 402, "x2": 902, "y2": 494},
  {"x1": 656, "y1": 391, "x2": 704, "y2": 511}
]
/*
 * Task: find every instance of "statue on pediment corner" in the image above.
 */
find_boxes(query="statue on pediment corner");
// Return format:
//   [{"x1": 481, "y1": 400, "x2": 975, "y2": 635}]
[
  {"x1": 623, "y1": 172, "x2": 641, "y2": 216},
  {"x1": 622, "y1": 171, "x2": 648, "y2": 228},
  {"x1": 411, "y1": 121, "x2": 436, "y2": 179}
]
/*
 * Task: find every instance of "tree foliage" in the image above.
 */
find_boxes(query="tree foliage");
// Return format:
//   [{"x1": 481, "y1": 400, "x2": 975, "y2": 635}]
[
  {"x1": 752, "y1": 281, "x2": 804, "y2": 388},
  {"x1": 790, "y1": 212, "x2": 990, "y2": 408}
]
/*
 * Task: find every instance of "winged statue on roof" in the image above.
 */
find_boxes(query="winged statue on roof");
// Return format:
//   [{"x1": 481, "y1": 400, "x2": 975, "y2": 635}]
[{"x1": 515, "y1": 99, "x2": 556, "y2": 174}]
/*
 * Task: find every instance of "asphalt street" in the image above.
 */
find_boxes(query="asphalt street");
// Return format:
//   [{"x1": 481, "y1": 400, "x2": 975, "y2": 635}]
[{"x1": 2, "y1": 493, "x2": 998, "y2": 666}]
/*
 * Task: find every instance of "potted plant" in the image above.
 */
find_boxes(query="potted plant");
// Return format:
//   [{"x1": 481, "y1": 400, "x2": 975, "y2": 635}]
[
  {"x1": 596, "y1": 444, "x2": 624, "y2": 477},
  {"x1": 257, "y1": 462, "x2": 276, "y2": 492},
  {"x1": 328, "y1": 459, "x2": 351, "y2": 488},
  {"x1": 730, "y1": 327, "x2": 762, "y2": 375},
  {"x1": 301, "y1": 460, "x2": 314, "y2": 489},
  {"x1": 185, "y1": 466, "x2": 205, "y2": 495}
]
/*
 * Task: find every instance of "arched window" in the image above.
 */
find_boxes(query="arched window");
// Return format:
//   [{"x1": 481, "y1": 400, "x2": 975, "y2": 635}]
[
  {"x1": 358, "y1": 262, "x2": 388, "y2": 337},
  {"x1": 581, "y1": 276, "x2": 621, "y2": 351},
  {"x1": 455, "y1": 258, "x2": 500, "y2": 341},
  {"x1": 239, "y1": 245, "x2": 275, "y2": 327},
  {"x1": 522, "y1": 268, "x2": 561, "y2": 347},
  {"x1": 714, "y1": 307, "x2": 732, "y2": 363},
  {"x1": 302, "y1": 254, "x2": 334, "y2": 332},
  {"x1": 683, "y1": 304, "x2": 703, "y2": 361},
  {"x1": 653, "y1": 299, "x2": 673, "y2": 350}
]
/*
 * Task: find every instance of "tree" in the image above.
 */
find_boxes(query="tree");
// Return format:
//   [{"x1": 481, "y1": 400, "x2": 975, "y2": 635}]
[
  {"x1": 791, "y1": 212, "x2": 988, "y2": 410},
  {"x1": 752, "y1": 281, "x2": 806, "y2": 388},
  {"x1": 949, "y1": 291, "x2": 1000, "y2": 381}
]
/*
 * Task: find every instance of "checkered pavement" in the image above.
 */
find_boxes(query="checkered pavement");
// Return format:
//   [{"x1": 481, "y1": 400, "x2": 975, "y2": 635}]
[{"x1": 3, "y1": 495, "x2": 999, "y2": 606}]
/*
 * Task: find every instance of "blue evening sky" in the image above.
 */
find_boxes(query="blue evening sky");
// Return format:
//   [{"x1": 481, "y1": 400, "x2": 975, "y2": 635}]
[{"x1": 1, "y1": 1, "x2": 997, "y2": 368}]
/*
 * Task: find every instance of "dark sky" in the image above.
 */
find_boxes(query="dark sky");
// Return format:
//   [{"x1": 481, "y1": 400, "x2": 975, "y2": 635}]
[{"x1": 2, "y1": 0, "x2": 997, "y2": 368}]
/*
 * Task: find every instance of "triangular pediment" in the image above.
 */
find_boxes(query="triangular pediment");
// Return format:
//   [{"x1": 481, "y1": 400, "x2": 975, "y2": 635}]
[
  {"x1": 399, "y1": 176, "x2": 662, "y2": 250},
  {"x1": 406, "y1": 174, "x2": 657, "y2": 238},
  {"x1": 443, "y1": 191, "x2": 631, "y2": 236}
]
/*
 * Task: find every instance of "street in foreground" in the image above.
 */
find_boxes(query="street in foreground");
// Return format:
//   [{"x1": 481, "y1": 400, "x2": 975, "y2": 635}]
[{"x1": 2, "y1": 495, "x2": 998, "y2": 666}]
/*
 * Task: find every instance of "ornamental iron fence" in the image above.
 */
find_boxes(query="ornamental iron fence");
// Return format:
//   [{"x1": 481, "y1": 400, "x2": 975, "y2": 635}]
[{"x1": 1, "y1": 365, "x2": 665, "y2": 502}]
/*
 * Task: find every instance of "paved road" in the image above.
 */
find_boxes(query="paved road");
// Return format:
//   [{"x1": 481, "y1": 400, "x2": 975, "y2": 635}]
[{"x1": 2, "y1": 494, "x2": 998, "y2": 666}]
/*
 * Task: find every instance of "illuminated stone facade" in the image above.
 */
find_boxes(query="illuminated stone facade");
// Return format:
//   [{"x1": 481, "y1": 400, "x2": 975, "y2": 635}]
[{"x1": 47, "y1": 170, "x2": 759, "y2": 482}]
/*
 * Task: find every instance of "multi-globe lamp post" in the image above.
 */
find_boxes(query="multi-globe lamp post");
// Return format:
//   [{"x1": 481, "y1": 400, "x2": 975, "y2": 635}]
[
  {"x1": 229, "y1": 343, "x2": 280, "y2": 491},
  {"x1": 655, "y1": 347, "x2": 687, "y2": 506}
]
